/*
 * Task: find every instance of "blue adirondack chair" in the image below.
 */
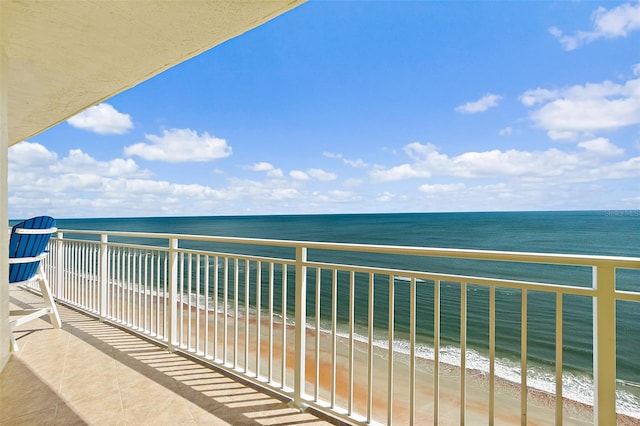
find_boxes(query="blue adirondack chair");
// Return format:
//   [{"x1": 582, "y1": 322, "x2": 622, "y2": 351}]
[{"x1": 8, "y1": 216, "x2": 61, "y2": 351}]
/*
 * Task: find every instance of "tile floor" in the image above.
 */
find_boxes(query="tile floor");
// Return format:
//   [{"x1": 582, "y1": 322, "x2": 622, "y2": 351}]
[{"x1": 1, "y1": 287, "x2": 343, "y2": 425}]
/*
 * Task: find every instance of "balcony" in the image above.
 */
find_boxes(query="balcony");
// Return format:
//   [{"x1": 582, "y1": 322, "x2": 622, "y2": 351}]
[{"x1": 6, "y1": 228, "x2": 640, "y2": 425}]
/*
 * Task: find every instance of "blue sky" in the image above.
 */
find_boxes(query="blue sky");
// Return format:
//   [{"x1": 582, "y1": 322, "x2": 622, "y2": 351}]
[{"x1": 9, "y1": 1, "x2": 640, "y2": 218}]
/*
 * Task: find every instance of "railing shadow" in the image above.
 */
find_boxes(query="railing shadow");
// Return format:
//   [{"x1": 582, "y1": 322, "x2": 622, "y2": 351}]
[
  {"x1": 56, "y1": 303, "x2": 343, "y2": 425},
  {"x1": 8, "y1": 289, "x2": 344, "y2": 425}
]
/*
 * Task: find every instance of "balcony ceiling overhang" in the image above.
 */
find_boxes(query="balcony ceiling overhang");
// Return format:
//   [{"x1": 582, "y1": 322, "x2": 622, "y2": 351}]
[{"x1": 4, "y1": 0, "x2": 304, "y2": 146}]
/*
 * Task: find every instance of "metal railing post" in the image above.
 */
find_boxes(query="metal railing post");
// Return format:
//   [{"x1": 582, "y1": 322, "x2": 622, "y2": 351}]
[
  {"x1": 293, "y1": 246, "x2": 307, "y2": 409},
  {"x1": 167, "y1": 237, "x2": 179, "y2": 351},
  {"x1": 593, "y1": 263, "x2": 617, "y2": 425},
  {"x1": 55, "y1": 231, "x2": 64, "y2": 298},
  {"x1": 99, "y1": 234, "x2": 108, "y2": 320}
]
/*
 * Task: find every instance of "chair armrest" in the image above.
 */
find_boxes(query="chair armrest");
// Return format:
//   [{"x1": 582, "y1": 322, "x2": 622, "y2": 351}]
[
  {"x1": 14, "y1": 227, "x2": 57, "y2": 235},
  {"x1": 9, "y1": 253, "x2": 48, "y2": 264}
]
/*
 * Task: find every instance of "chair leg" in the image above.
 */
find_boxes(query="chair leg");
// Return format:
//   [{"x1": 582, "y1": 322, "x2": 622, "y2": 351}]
[
  {"x1": 9, "y1": 332, "x2": 19, "y2": 352},
  {"x1": 38, "y1": 265, "x2": 62, "y2": 329}
]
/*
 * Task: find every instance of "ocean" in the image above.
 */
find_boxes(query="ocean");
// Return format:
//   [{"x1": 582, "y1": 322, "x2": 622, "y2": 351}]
[{"x1": 49, "y1": 210, "x2": 640, "y2": 415}]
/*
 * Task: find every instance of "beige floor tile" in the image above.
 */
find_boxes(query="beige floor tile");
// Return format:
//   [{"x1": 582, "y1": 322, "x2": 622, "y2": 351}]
[
  {"x1": 59, "y1": 369, "x2": 120, "y2": 403},
  {"x1": 1, "y1": 406, "x2": 58, "y2": 426},
  {"x1": 53, "y1": 403, "x2": 93, "y2": 425},
  {"x1": 0, "y1": 360, "x2": 62, "y2": 422},
  {"x1": 62, "y1": 390, "x2": 126, "y2": 425},
  {"x1": 122, "y1": 394, "x2": 196, "y2": 425}
]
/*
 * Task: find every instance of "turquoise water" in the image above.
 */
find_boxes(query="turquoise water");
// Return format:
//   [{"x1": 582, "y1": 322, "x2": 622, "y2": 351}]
[{"x1": 45, "y1": 211, "x2": 640, "y2": 414}]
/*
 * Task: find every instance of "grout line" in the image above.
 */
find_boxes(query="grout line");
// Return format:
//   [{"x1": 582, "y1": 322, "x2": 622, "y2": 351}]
[{"x1": 53, "y1": 313, "x2": 72, "y2": 423}]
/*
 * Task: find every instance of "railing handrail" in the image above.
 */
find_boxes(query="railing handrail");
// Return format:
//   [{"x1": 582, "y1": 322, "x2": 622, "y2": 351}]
[
  {"x1": 56, "y1": 228, "x2": 640, "y2": 269},
  {"x1": 46, "y1": 228, "x2": 640, "y2": 425}
]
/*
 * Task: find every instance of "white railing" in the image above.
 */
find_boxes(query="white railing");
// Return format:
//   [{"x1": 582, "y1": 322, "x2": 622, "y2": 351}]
[{"x1": 39, "y1": 229, "x2": 640, "y2": 425}]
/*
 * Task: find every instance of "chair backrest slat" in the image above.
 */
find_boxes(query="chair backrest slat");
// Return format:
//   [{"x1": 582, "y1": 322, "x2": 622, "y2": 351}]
[{"x1": 9, "y1": 216, "x2": 56, "y2": 284}]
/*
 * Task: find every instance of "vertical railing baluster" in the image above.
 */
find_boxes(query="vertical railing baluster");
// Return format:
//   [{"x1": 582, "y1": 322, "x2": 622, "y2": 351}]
[
  {"x1": 410, "y1": 277, "x2": 417, "y2": 426},
  {"x1": 78, "y1": 243, "x2": 82, "y2": 305},
  {"x1": 460, "y1": 282, "x2": 467, "y2": 426},
  {"x1": 73, "y1": 244, "x2": 79, "y2": 305},
  {"x1": 521, "y1": 289, "x2": 528, "y2": 426},
  {"x1": 281, "y1": 264, "x2": 287, "y2": 388},
  {"x1": 489, "y1": 286, "x2": 495, "y2": 425},
  {"x1": 388, "y1": 275, "x2": 395, "y2": 426},
  {"x1": 213, "y1": 256, "x2": 219, "y2": 361},
  {"x1": 179, "y1": 252, "x2": 184, "y2": 345},
  {"x1": 331, "y1": 269, "x2": 338, "y2": 408},
  {"x1": 149, "y1": 250, "x2": 154, "y2": 335},
  {"x1": 99, "y1": 234, "x2": 108, "y2": 320},
  {"x1": 315, "y1": 268, "x2": 321, "y2": 402},
  {"x1": 167, "y1": 238, "x2": 178, "y2": 351},
  {"x1": 555, "y1": 293, "x2": 563, "y2": 425},
  {"x1": 234, "y1": 258, "x2": 239, "y2": 369},
  {"x1": 294, "y1": 247, "x2": 307, "y2": 408},
  {"x1": 256, "y1": 261, "x2": 262, "y2": 378},
  {"x1": 223, "y1": 257, "x2": 228, "y2": 365},
  {"x1": 137, "y1": 250, "x2": 142, "y2": 328},
  {"x1": 196, "y1": 254, "x2": 201, "y2": 354},
  {"x1": 163, "y1": 252, "x2": 168, "y2": 339},
  {"x1": 109, "y1": 248, "x2": 114, "y2": 319},
  {"x1": 156, "y1": 251, "x2": 161, "y2": 337},
  {"x1": 144, "y1": 251, "x2": 149, "y2": 332},
  {"x1": 244, "y1": 259, "x2": 250, "y2": 373},
  {"x1": 204, "y1": 255, "x2": 209, "y2": 359},
  {"x1": 268, "y1": 262, "x2": 274, "y2": 383},
  {"x1": 127, "y1": 248, "x2": 132, "y2": 325},
  {"x1": 117, "y1": 247, "x2": 122, "y2": 321},
  {"x1": 593, "y1": 264, "x2": 617, "y2": 426},
  {"x1": 348, "y1": 270, "x2": 355, "y2": 415},
  {"x1": 56, "y1": 232, "x2": 64, "y2": 298},
  {"x1": 367, "y1": 273, "x2": 374, "y2": 423},
  {"x1": 433, "y1": 279, "x2": 440, "y2": 425},
  {"x1": 188, "y1": 253, "x2": 193, "y2": 350}
]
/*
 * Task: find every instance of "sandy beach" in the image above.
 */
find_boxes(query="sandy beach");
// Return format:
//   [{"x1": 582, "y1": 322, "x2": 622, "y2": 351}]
[{"x1": 146, "y1": 299, "x2": 636, "y2": 426}]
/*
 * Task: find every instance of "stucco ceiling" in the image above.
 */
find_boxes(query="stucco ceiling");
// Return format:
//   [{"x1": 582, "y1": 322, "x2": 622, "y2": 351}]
[{"x1": 4, "y1": 0, "x2": 304, "y2": 146}]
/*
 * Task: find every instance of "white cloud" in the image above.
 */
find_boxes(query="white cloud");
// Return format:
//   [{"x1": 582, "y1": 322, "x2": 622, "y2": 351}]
[
  {"x1": 52, "y1": 149, "x2": 150, "y2": 177},
  {"x1": 124, "y1": 128, "x2": 232, "y2": 162},
  {"x1": 249, "y1": 162, "x2": 274, "y2": 172},
  {"x1": 455, "y1": 93, "x2": 502, "y2": 114},
  {"x1": 290, "y1": 170, "x2": 309, "y2": 180},
  {"x1": 549, "y1": 2, "x2": 640, "y2": 50},
  {"x1": 9, "y1": 141, "x2": 58, "y2": 167},
  {"x1": 290, "y1": 168, "x2": 336, "y2": 181},
  {"x1": 520, "y1": 78, "x2": 640, "y2": 140},
  {"x1": 370, "y1": 141, "x2": 639, "y2": 183},
  {"x1": 323, "y1": 152, "x2": 369, "y2": 168},
  {"x1": 634, "y1": 63, "x2": 640, "y2": 76},
  {"x1": 9, "y1": 144, "x2": 299, "y2": 217},
  {"x1": 67, "y1": 103, "x2": 133, "y2": 135},
  {"x1": 419, "y1": 183, "x2": 466, "y2": 194},
  {"x1": 308, "y1": 168, "x2": 337, "y2": 181},
  {"x1": 343, "y1": 178, "x2": 363, "y2": 187},
  {"x1": 578, "y1": 138, "x2": 625, "y2": 157},
  {"x1": 499, "y1": 127, "x2": 512, "y2": 136},
  {"x1": 9, "y1": 137, "x2": 639, "y2": 217},
  {"x1": 249, "y1": 162, "x2": 283, "y2": 178},
  {"x1": 520, "y1": 88, "x2": 557, "y2": 107},
  {"x1": 311, "y1": 190, "x2": 357, "y2": 203},
  {"x1": 376, "y1": 192, "x2": 396, "y2": 202}
]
